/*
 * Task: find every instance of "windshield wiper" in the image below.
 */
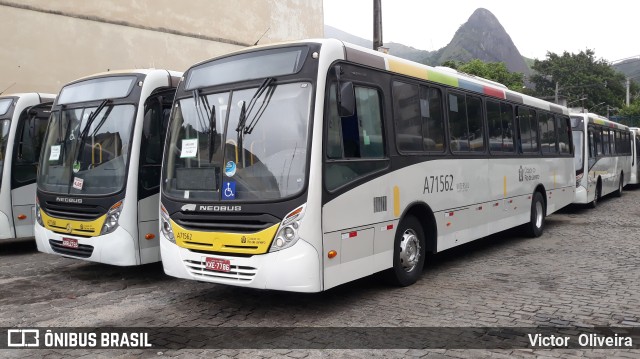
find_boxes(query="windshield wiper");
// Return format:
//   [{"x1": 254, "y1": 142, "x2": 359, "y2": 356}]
[
  {"x1": 74, "y1": 99, "x2": 113, "y2": 167},
  {"x1": 193, "y1": 90, "x2": 217, "y2": 162},
  {"x1": 236, "y1": 77, "x2": 276, "y2": 135}
]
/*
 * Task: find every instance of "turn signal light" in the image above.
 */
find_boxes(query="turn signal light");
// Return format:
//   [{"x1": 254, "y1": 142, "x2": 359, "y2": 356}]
[
  {"x1": 17, "y1": 214, "x2": 27, "y2": 220},
  {"x1": 328, "y1": 250, "x2": 337, "y2": 259},
  {"x1": 145, "y1": 233, "x2": 155, "y2": 240}
]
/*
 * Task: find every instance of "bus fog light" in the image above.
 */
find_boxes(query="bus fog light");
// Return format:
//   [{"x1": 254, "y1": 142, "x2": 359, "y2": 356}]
[
  {"x1": 101, "y1": 200, "x2": 123, "y2": 235},
  {"x1": 283, "y1": 227, "x2": 295, "y2": 240},
  {"x1": 269, "y1": 204, "x2": 306, "y2": 253},
  {"x1": 160, "y1": 205, "x2": 175, "y2": 243},
  {"x1": 35, "y1": 197, "x2": 44, "y2": 226}
]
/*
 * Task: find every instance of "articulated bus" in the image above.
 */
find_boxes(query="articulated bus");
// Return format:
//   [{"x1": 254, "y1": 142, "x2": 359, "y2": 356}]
[
  {"x1": 570, "y1": 113, "x2": 631, "y2": 207},
  {"x1": 630, "y1": 127, "x2": 639, "y2": 185},
  {"x1": 0, "y1": 93, "x2": 55, "y2": 241},
  {"x1": 35, "y1": 69, "x2": 180, "y2": 265},
  {"x1": 159, "y1": 39, "x2": 575, "y2": 292}
]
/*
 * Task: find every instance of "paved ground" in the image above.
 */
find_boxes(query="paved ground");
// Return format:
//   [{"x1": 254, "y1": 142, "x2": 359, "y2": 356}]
[{"x1": 1, "y1": 187, "x2": 640, "y2": 358}]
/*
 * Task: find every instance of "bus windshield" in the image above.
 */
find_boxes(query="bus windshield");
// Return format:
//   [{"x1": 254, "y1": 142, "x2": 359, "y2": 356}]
[
  {"x1": 163, "y1": 82, "x2": 312, "y2": 201},
  {"x1": 572, "y1": 130, "x2": 584, "y2": 173},
  {"x1": 0, "y1": 98, "x2": 12, "y2": 116},
  {"x1": 38, "y1": 104, "x2": 135, "y2": 195},
  {"x1": 0, "y1": 119, "x2": 10, "y2": 190}
]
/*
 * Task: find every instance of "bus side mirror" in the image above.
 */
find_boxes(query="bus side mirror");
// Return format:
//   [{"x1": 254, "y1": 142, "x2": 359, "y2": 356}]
[{"x1": 338, "y1": 81, "x2": 355, "y2": 118}]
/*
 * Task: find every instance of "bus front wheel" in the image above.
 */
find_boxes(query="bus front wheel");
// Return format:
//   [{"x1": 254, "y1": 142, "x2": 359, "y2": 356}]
[
  {"x1": 615, "y1": 174, "x2": 623, "y2": 197},
  {"x1": 386, "y1": 216, "x2": 426, "y2": 287},
  {"x1": 524, "y1": 192, "x2": 545, "y2": 238},
  {"x1": 589, "y1": 181, "x2": 601, "y2": 208}
]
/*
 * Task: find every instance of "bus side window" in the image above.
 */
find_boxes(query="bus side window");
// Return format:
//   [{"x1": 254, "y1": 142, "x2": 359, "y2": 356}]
[
  {"x1": 556, "y1": 116, "x2": 571, "y2": 154},
  {"x1": 325, "y1": 83, "x2": 387, "y2": 191},
  {"x1": 12, "y1": 112, "x2": 48, "y2": 185},
  {"x1": 517, "y1": 107, "x2": 538, "y2": 153},
  {"x1": 139, "y1": 95, "x2": 170, "y2": 192}
]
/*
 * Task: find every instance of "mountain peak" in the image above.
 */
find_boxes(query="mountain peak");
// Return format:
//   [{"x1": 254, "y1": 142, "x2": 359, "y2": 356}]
[{"x1": 434, "y1": 8, "x2": 529, "y2": 74}]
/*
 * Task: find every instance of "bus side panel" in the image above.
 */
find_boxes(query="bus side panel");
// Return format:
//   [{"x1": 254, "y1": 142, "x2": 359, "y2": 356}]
[
  {"x1": 138, "y1": 193, "x2": 160, "y2": 264},
  {"x1": 10, "y1": 183, "x2": 36, "y2": 238}
]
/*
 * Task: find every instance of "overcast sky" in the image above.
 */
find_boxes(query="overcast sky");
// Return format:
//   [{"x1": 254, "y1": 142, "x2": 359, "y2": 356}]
[{"x1": 323, "y1": 0, "x2": 639, "y2": 63}]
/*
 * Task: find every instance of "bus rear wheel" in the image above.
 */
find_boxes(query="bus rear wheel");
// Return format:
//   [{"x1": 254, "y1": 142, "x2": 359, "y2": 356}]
[
  {"x1": 524, "y1": 192, "x2": 545, "y2": 238},
  {"x1": 615, "y1": 175, "x2": 623, "y2": 197},
  {"x1": 385, "y1": 216, "x2": 425, "y2": 287},
  {"x1": 589, "y1": 182, "x2": 601, "y2": 208}
]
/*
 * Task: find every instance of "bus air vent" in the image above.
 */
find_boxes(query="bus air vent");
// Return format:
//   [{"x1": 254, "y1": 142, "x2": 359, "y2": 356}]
[{"x1": 373, "y1": 196, "x2": 387, "y2": 213}]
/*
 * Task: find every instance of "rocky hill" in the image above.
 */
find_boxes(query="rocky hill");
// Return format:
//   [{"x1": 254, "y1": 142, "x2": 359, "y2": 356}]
[
  {"x1": 325, "y1": 8, "x2": 530, "y2": 75},
  {"x1": 431, "y1": 8, "x2": 530, "y2": 75}
]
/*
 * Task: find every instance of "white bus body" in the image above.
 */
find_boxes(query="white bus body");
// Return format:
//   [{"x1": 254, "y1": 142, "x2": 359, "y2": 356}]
[
  {"x1": 630, "y1": 127, "x2": 639, "y2": 185},
  {"x1": 0, "y1": 93, "x2": 55, "y2": 240},
  {"x1": 570, "y1": 113, "x2": 632, "y2": 206},
  {"x1": 160, "y1": 39, "x2": 575, "y2": 292},
  {"x1": 35, "y1": 69, "x2": 180, "y2": 265}
]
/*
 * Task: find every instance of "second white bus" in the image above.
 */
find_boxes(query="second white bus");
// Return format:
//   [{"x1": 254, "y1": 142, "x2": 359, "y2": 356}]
[{"x1": 571, "y1": 113, "x2": 632, "y2": 207}]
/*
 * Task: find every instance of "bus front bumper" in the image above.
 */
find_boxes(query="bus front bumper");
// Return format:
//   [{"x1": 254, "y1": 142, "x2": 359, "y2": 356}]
[
  {"x1": 160, "y1": 235, "x2": 321, "y2": 292},
  {"x1": 35, "y1": 223, "x2": 140, "y2": 266}
]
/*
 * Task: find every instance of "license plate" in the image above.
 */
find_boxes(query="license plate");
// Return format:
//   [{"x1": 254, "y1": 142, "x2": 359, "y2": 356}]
[
  {"x1": 205, "y1": 257, "x2": 231, "y2": 272},
  {"x1": 62, "y1": 238, "x2": 78, "y2": 249}
]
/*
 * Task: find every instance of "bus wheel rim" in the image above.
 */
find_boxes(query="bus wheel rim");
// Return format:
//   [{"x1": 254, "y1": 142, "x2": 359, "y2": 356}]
[
  {"x1": 399, "y1": 229, "x2": 420, "y2": 272},
  {"x1": 535, "y1": 201, "x2": 543, "y2": 228}
]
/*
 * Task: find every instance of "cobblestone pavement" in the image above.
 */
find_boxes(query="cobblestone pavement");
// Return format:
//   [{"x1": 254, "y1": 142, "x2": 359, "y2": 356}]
[{"x1": 1, "y1": 188, "x2": 640, "y2": 358}]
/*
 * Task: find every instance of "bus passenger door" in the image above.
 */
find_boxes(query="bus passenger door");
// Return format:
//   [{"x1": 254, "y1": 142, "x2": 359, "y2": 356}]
[
  {"x1": 11, "y1": 106, "x2": 50, "y2": 238},
  {"x1": 137, "y1": 90, "x2": 175, "y2": 263},
  {"x1": 322, "y1": 74, "x2": 391, "y2": 289}
]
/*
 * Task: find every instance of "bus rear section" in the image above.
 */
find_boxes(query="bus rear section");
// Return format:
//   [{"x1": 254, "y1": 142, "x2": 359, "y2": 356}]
[
  {"x1": 571, "y1": 113, "x2": 632, "y2": 207},
  {"x1": 630, "y1": 127, "x2": 639, "y2": 185},
  {"x1": 0, "y1": 93, "x2": 55, "y2": 241},
  {"x1": 35, "y1": 69, "x2": 180, "y2": 265}
]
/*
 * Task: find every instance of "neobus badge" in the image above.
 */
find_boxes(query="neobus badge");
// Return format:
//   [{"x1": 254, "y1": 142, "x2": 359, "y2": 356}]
[
  {"x1": 197, "y1": 205, "x2": 242, "y2": 212},
  {"x1": 55, "y1": 197, "x2": 83, "y2": 204}
]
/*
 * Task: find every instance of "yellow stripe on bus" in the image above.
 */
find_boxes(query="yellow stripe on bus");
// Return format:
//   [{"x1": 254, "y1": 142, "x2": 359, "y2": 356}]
[
  {"x1": 503, "y1": 176, "x2": 507, "y2": 197},
  {"x1": 393, "y1": 185, "x2": 400, "y2": 217},
  {"x1": 171, "y1": 219, "x2": 279, "y2": 255},
  {"x1": 387, "y1": 58, "x2": 428, "y2": 81},
  {"x1": 41, "y1": 210, "x2": 106, "y2": 237}
]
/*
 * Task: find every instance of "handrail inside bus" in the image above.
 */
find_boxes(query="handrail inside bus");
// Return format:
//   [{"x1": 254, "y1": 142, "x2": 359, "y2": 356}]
[
  {"x1": 92, "y1": 143, "x2": 102, "y2": 165},
  {"x1": 226, "y1": 139, "x2": 238, "y2": 163}
]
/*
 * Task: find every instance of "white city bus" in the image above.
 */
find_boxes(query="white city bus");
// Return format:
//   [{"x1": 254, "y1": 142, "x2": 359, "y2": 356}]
[
  {"x1": 0, "y1": 93, "x2": 55, "y2": 240},
  {"x1": 630, "y1": 127, "x2": 639, "y2": 185},
  {"x1": 570, "y1": 113, "x2": 631, "y2": 207},
  {"x1": 35, "y1": 69, "x2": 180, "y2": 265},
  {"x1": 159, "y1": 39, "x2": 575, "y2": 292}
]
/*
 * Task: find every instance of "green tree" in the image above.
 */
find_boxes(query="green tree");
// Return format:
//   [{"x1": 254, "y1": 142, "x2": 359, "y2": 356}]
[
  {"x1": 529, "y1": 49, "x2": 637, "y2": 112},
  {"x1": 441, "y1": 59, "x2": 525, "y2": 92}
]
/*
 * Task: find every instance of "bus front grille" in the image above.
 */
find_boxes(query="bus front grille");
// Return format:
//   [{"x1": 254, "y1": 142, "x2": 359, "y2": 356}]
[
  {"x1": 173, "y1": 212, "x2": 279, "y2": 233},
  {"x1": 49, "y1": 239, "x2": 94, "y2": 258},
  {"x1": 183, "y1": 259, "x2": 257, "y2": 282},
  {"x1": 44, "y1": 201, "x2": 104, "y2": 221}
]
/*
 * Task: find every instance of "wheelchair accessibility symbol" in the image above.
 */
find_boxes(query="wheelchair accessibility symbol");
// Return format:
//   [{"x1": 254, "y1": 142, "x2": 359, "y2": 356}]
[{"x1": 222, "y1": 181, "x2": 236, "y2": 200}]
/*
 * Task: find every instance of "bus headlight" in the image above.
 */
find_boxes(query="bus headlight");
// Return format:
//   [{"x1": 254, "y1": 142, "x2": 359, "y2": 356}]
[
  {"x1": 576, "y1": 173, "x2": 583, "y2": 187},
  {"x1": 101, "y1": 200, "x2": 123, "y2": 235},
  {"x1": 35, "y1": 197, "x2": 44, "y2": 226},
  {"x1": 160, "y1": 205, "x2": 175, "y2": 243},
  {"x1": 270, "y1": 204, "x2": 305, "y2": 252}
]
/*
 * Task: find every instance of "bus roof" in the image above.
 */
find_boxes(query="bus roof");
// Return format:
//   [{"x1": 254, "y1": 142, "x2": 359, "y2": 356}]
[
  {"x1": 569, "y1": 112, "x2": 629, "y2": 131},
  {"x1": 186, "y1": 38, "x2": 569, "y2": 116},
  {"x1": 72, "y1": 69, "x2": 182, "y2": 82}
]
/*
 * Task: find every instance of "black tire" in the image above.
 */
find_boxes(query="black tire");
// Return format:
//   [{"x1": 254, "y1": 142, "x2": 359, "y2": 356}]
[
  {"x1": 385, "y1": 216, "x2": 426, "y2": 287},
  {"x1": 524, "y1": 192, "x2": 546, "y2": 238},
  {"x1": 615, "y1": 174, "x2": 623, "y2": 197},
  {"x1": 589, "y1": 181, "x2": 601, "y2": 209}
]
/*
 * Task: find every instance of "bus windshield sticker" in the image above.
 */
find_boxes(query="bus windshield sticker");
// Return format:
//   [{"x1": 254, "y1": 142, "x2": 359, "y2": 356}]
[
  {"x1": 225, "y1": 161, "x2": 237, "y2": 177},
  {"x1": 180, "y1": 138, "x2": 198, "y2": 158},
  {"x1": 72, "y1": 177, "x2": 84, "y2": 190},
  {"x1": 222, "y1": 181, "x2": 236, "y2": 200},
  {"x1": 363, "y1": 130, "x2": 371, "y2": 145},
  {"x1": 49, "y1": 145, "x2": 61, "y2": 161},
  {"x1": 72, "y1": 160, "x2": 81, "y2": 173}
]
